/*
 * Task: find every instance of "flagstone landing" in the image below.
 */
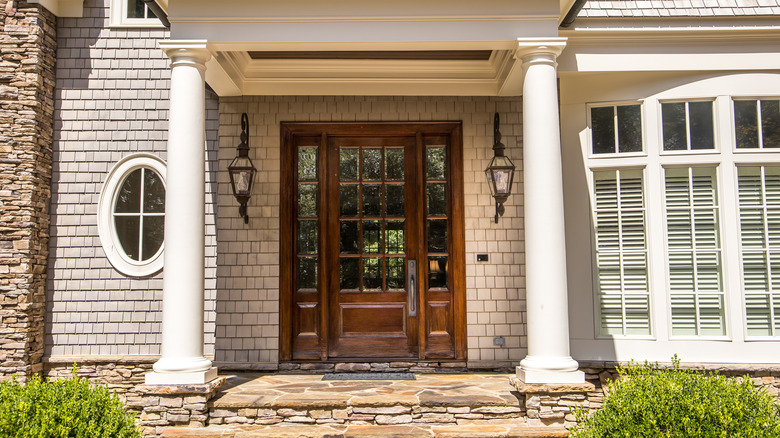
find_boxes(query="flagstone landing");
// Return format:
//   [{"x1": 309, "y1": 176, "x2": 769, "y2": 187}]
[{"x1": 159, "y1": 373, "x2": 571, "y2": 437}]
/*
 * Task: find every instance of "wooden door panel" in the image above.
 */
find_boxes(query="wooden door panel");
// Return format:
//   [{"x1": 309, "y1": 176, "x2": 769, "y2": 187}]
[
  {"x1": 340, "y1": 303, "x2": 407, "y2": 336},
  {"x1": 292, "y1": 301, "x2": 321, "y2": 360}
]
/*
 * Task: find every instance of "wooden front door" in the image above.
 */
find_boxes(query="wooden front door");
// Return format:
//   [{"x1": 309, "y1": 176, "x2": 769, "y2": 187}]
[{"x1": 280, "y1": 123, "x2": 465, "y2": 362}]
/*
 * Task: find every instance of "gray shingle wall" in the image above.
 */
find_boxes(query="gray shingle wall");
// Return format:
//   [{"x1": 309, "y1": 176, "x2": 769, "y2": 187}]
[
  {"x1": 579, "y1": 0, "x2": 780, "y2": 17},
  {"x1": 46, "y1": 0, "x2": 218, "y2": 358}
]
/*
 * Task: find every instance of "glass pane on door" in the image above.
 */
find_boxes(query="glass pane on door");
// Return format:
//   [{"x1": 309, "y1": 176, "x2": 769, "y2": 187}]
[{"x1": 338, "y1": 146, "x2": 407, "y2": 293}]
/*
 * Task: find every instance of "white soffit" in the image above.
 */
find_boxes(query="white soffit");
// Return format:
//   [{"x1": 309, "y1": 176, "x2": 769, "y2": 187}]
[
  {"x1": 206, "y1": 47, "x2": 522, "y2": 97},
  {"x1": 28, "y1": 0, "x2": 83, "y2": 16}
]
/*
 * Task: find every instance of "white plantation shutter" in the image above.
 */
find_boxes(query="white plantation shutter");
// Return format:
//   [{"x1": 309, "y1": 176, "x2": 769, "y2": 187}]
[
  {"x1": 593, "y1": 170, "x2": 651, "y2": 336},
  {"x1": 665, "y1": 167, "x2": 725, "y2": 336},
  {"x1": 738, "y1": 166, "x2": 780, "y2": 337}
]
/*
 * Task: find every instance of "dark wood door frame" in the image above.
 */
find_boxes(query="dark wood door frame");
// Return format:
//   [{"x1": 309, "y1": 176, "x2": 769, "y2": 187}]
[{"x1": 279, "y1": 122, "x2": 466, "y2": 362}]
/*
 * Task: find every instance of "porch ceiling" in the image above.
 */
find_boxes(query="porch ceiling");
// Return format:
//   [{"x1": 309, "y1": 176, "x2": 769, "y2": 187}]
[{"x1": 206, "y1": 47, "x2": 523, "y2": 97}]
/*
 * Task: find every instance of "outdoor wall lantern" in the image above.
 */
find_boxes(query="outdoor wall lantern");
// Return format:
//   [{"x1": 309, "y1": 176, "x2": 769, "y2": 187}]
[
  {"x1": 228, "y1": 113, "x2": 256, "y2": 224},
  {"x1": 484, "y1": 112, "x2": 516, "y2": 224}
]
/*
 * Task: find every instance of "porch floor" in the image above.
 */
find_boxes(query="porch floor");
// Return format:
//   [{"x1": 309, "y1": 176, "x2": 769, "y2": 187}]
[
  {"x1": 213, "y1": 372, "x2": 522, "y2": 409},
  {"x1": 160, "y1": 373, "x2": 570, "y2": 437}
]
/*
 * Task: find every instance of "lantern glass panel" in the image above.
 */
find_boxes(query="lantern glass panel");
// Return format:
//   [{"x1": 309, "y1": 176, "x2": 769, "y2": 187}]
[
  {"x1": 493, "y1": 169, "x2": 512, "y2": 195},
  {"x1": 236, "y1": 170, "x2": 253, "y2": 194}
]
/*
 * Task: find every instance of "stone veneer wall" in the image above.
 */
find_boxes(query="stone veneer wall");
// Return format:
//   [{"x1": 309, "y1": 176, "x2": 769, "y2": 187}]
[
  {"x1": 0, "y1": 0, "x2": 56, "y2": 381},
  {"x1": 46, "y1": 0, "x2": 218, "y2": 358},
  {"x1": 40, "y1": 360, "x2": 780, "y2": 437},
  {"x1": 216, "y1": 97, "x2": 526, "y2": 369}
]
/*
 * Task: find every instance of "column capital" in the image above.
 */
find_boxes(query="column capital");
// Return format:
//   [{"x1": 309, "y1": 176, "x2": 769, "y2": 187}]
[
  {"x1": 514, "y1": 37, "x2": 567, "y2": 63},
  {"x1": 158, "y1": 40, "x2": 212, "y2": 67}
]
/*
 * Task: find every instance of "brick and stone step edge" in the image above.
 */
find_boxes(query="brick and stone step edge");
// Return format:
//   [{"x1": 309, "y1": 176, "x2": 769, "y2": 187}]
[
  {"x1": 208, "y1": 404, "x2": 525, "y2": 427},
  {"x1": 161, "y1": 424, "x2": 569, "y2": 438}
]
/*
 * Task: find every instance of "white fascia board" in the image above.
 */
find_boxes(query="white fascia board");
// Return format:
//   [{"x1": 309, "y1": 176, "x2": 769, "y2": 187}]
[
  {"x1": 558, "y1": 27, "x2": 780, "y2": 73},
  {"x1": 170, "y1": 17, "x2": 559, "y2": 43},
  {"x1": 28, "y1": 0, "x2": 83, "y2": 17},
  {"x1": 168, "y1": 0, "x2": 559, "y2": 21}
]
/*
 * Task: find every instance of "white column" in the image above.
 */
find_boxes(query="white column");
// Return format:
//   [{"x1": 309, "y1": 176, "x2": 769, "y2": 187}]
[
  {"x1": 516, "y1": 39, "x2": 584, "y2": 384},
  {"x1": 146, "y1": 40, "x2": 217, "y2": 385}
]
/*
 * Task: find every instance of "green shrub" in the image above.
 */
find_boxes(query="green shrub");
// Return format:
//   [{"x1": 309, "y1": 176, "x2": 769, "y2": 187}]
[
  {"x1": 573, "y1": 357, "x2": 780, "y2": 438},
  {"x1": 0, "y1": 371, "x2": 141, "y2": 438}
]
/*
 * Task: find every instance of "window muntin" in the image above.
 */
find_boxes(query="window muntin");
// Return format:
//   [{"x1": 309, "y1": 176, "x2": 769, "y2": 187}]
[
  {"x1": 593, "y1": 169, "x2": 651, "y2": 336},
  {"x1": 734, "y1": 99, "x2": 780, "y2": 149},
  {"x1": 98, "y1": 154, "x2": 166, "y2": 277},
  {"x1": 737, "y1": 166, "x2": 780, "y2": 337},
  {"x1": 590, "y1": 104, "x2": 643, "y2": 155},
  {"x1": 113, "y1": 167, "x2": 165, "y2": 262},
  {"x1": 664, "y1": 167, "x2": 725, "y2": 336},
  {"x1": 662, "y1": 101, "x2": 715, "y2": 151}
]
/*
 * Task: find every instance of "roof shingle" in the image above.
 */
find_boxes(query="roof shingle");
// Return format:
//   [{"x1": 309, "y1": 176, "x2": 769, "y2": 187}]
[{"x1": 578, "y1": 0, "x2": 780, "y2": 17}]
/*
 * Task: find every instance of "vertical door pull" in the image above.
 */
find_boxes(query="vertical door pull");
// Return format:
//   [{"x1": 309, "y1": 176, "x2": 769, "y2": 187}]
[{"x1": 408, "y1": 260, "x2": 417, "y2": 316}]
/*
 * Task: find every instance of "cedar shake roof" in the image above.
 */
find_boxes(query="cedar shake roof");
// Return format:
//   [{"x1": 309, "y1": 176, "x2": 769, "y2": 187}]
[{"x1": 578, "y1": 0, "x2": 780, "y2": 17}]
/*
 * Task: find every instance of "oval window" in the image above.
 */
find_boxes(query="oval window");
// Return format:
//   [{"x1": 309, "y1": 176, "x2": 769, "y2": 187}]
[{"x1": 98, "y1": 154, "x2": 166, "y2": 276}]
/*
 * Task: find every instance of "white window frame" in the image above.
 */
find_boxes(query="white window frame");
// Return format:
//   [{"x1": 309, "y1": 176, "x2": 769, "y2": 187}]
[
  {"x1": 732, "y1": 97, "x2": 780, "y2": 153},
  {"x1": 109, "y1": 0, "x2": 163, "y2": 28},
  {"x1": 98, "y1": 153, "x2": 166, "y2": 277},
  {"x1": 658, "y1": 98, "x2": 720, "y2": 156},
  {"x1": 587, "y1": 101, "x2": 647, "y2": 160}
]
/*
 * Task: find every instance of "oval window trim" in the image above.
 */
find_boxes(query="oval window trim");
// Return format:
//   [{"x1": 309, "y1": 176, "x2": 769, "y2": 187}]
[{"x1": 98, "y1": 153, "x2": 167, "y2": 277}]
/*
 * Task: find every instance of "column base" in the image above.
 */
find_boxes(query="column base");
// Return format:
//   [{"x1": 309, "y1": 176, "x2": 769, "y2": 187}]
[
  {"x1": 516, "y1": 366, "x2": 585, "y2": 384},
  {"x1": 145, "y1": 367, "x2": 218, "y2": 385}
]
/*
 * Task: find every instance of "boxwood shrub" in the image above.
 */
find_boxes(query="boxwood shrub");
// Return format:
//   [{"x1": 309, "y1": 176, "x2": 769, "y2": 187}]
[
  {"x1": 573, "y1": 357, "x2": 780, "y2": 438},
  {"x1": 0, "y1": 372, "x2": 141, "y2": 438}
]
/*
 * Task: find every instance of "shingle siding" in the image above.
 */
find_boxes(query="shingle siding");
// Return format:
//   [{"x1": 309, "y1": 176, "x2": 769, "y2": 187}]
[
  {"x1": 46, "y1": 0, "x2": 218, "y2": 358},
  {"x1": 579, "y1": 0, "x2": 780, "y2": 17}
]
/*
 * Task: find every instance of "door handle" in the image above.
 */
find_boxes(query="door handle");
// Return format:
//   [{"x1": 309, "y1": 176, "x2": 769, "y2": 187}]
[{"x1": 408, "y1": 259, "x2": 417, "y2": 317}]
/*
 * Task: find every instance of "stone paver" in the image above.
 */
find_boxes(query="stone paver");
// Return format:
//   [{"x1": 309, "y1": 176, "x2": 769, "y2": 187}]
[{"x1": 213, "y1": 373, "x2": 521, "y2": 410}]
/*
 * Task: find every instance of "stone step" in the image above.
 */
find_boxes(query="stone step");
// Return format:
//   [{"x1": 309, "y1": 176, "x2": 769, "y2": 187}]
[
  {"x1": 207, "y1": 374, "x2": 527, "y2": 428},
  {"x1": 161, "y1": 424, "x2": 569, "y2": 438}
]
